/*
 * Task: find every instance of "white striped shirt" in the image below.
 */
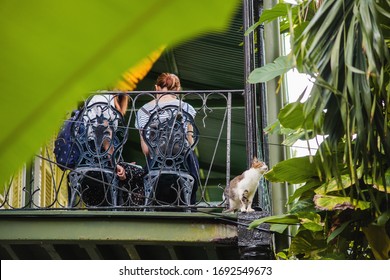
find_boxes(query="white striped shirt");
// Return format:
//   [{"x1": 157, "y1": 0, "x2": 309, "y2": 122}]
[{"x1": 135, "y1": 100, "x2": 196, "y2": 130}]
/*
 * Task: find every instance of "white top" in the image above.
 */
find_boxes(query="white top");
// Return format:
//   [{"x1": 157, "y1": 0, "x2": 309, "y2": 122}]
[
  {"x1": 84, "y1": 94, "x2": 119, "y2": 131},
  {"x1": 135, "y1": 99, "x2": 196, "y2": 130},
  {"x1": 86, "y1": 94, "x2": 115, "y2": 108}
]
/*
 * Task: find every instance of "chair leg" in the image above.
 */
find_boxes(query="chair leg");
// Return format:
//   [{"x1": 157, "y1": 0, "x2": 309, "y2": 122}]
[
  {"x1": 67, "y1": 182, "x2": 74, "y2": 208},
  {"x1": 68, "y1": 186, "x2": 77, "y2": 208},
  {"x1": 180, "y1": 177, "x2": 193, "y2": 207},
  {"x1": 143, "y1": 175, "x2": 155, "y2": 211},
  {"x1": 117, "y1": 187, "x2": 124, "y2": 206},
  {"x1": 111, "y1": 175, "x2": 119, "y2": 208},
  {"x1": 68, "y1": 172, "x2": 82, "y2": 208}
]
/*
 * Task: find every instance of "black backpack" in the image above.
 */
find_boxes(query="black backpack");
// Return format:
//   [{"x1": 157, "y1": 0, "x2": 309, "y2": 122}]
[{"x1": 53, "y1": 109, "x2": 82, "y2": 170}]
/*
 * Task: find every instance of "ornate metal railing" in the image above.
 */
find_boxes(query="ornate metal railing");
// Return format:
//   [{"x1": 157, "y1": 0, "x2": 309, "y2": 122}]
[{"x1": 0, "y1": 90, "x2": 271, "y2": 211}]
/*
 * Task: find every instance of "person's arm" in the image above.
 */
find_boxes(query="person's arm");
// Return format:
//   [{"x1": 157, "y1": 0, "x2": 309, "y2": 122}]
[
  {"x1": 136, "y1": 106, "x2": 151, "y2": 156},
  {"x1": 140, "y1": 131, "x2": 149, "y2": 156},
  {"x1": 185, "y1": 103, "x2": 196, "y2": 145},
  {"x1": 114, "y1": 94, "x2": 129, "y2": 116},
  {"x1": 187, "y1": 123, "x2": 194, "y2": 145},
  {"x1": 116, "y1": 164, "x2": 126, "y2": 180}
]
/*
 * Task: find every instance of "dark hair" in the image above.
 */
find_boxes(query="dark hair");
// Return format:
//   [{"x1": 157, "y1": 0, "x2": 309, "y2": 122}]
[{"x1": 156, "y1": 73, "x2": 181, "y2": 90}]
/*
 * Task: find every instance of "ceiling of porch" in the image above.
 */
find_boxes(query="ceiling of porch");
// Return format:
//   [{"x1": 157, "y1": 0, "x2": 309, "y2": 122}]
[{"x1": 136, "y1": 6, "x2": 245, "y2": 92}]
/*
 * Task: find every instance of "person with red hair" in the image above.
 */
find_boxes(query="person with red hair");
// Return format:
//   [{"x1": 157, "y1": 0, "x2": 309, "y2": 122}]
[{"x1": 135, "y1": 73, "x2": 200, "y2": 205}]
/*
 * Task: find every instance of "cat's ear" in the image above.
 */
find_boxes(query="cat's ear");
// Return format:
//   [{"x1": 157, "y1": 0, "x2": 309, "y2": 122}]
[{"x1": 253, "y1": 156, "x2": 258, "y2": 161}]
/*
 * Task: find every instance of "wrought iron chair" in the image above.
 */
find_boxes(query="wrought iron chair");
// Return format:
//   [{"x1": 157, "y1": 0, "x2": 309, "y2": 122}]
[
  {"x1": 68, "y1": 98, "x2": 127, "y2": 207},
  {"x1": 142, "y1": 105, "x2": 199, "y2": 209}
]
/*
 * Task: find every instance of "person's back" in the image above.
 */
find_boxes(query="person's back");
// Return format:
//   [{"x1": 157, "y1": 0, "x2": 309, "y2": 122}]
[
  {"x1": 135, "y1": 73, "x2": 200, "y2": 206},
  {"x1": 67, "y1": 95, "x2": 128, "y2": 207}
]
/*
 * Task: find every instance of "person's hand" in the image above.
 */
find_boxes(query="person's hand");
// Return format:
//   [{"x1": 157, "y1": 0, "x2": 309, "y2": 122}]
[{"x1": 116, "y1": 165, "x2": 126, "y2": 180}]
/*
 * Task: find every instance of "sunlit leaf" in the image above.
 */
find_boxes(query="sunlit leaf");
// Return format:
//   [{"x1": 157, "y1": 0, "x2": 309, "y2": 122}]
[
  {"x1": 314, "y1": 194, "x2": 371, "y2": 211},
  {"x1": 0, "y1": 0, "x2": 240, "y2": 184},
  {"x1": 265, "y1": 156, "x2": 318, "y2": 184},
  {"x1": 249, "y1": 214, "x2": 299, "y2": 229},
  {"x1": 278, "y1": 101, "x2": 314, "y2": 130},
  {"x1": 115, "y1": 46, "x2": 165, "y2": 91},
  {"x1": 371, "y1": 169, "x2": 390, "y2": 193},
  {"x1": 315, "y1": 174, "x2": 354, "y2": 195},
  {"x1": 244, "y1": 2, "x2": 293, "y2": 36},
  {"x1": 288, "y1": 179, "x2": 321, "y2": 204},
  {"x1": 298, "y1": 212, "x2": 324, "y2": 232},
  {"x1": 275, "y1": 251, "x2": 288, "y2": 260},
  {"x1": 300, "y1": 220, "x2": 323, "y2": 232},
  {"x1": 248, "y1": 55, "x2": 294, "y2": 83}
]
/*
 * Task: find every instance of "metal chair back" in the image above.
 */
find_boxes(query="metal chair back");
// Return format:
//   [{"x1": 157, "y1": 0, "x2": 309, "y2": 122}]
[
  {"x1": 68, "y1": 97, "x2": 127, "y2": 207},
  {"x1": 142, "y1": 105, "x2": 199, "y2": 208}
]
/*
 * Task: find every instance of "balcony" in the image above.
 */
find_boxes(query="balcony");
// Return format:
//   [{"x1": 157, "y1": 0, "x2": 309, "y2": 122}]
[{"x1": 0, "y1": 90, "x2": 272, "y2": 260}]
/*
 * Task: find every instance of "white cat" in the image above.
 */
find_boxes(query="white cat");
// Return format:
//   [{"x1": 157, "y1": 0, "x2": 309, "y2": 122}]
[{"x1": 223, "y1": 157, "x2": 268, "y2": 212}]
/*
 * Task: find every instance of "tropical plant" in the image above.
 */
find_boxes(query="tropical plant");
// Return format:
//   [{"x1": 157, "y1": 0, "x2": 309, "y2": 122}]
[
  {"x1": 248, "y1": 0, "x2": 390, "y2": 259},
  {"x1": 0, "y1": 0, "x2": 240, "y2": 185}
]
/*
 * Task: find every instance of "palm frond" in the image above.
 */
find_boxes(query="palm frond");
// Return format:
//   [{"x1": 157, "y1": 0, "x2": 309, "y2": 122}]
[{"x1": 115, "y1": 46, "x2": 165, "y2": 91}]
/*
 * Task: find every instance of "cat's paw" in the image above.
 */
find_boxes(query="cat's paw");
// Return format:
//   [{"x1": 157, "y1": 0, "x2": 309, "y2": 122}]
[{"x1": 246, "y1": 208, "x2": 255, "y2": 212}]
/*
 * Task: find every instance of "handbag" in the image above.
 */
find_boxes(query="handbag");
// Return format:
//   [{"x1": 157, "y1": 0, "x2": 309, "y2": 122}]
[{"x1": 117, "y1": 162, "x2": 146, "y2": 206}]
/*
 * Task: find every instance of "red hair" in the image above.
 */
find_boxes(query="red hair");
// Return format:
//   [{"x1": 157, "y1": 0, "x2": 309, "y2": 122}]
[{"x1": 156, "y1": 73, "x2": 181, "y2": 90}]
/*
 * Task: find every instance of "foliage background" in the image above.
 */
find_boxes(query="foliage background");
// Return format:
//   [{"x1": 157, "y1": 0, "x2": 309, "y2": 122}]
[{"x1": 249, "y1": 0, "x2": 390, "y2": 259}]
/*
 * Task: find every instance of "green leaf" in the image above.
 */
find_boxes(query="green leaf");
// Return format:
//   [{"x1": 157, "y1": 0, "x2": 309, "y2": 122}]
[
  {"x1": 264, "y1": 120, "x2": 281, "y2": 135},
  {"x1": 362, "y1": 224, "x2": 390, "y2": 260},
  {"x1": 288, "y1": 179, "x2": 321, "y2": 204},
  {"x1": 270, "y1": 224, "x2": 289, "y2": 234},
  {"x1": 300, "y1": 220, "x2": 323, "y2": 232},
  {"x1": 327, "y1": 221, "x2": 351, "y2": 243},
  {"x1": 290, "y1": 199, "x2": 316, "y2": 214},
  {"x1": 0, "y1": 0, "x2": 240, "y2": 184},
  {"x1": 281, "y1": 129, "x2": 307, "y2": 147},
  {"x1": 249, "y1": 214, "x2": 299, "y2": 229},
  {"x1": 376, "y1": 211, "x2": 390, "y2": 227},
  {"x1": 248, "y1": 55, "x2": 294, "y2": 83},
  {"x1": 371, "y1": 169, "x2": 390, "y2": 193},
  {"x1": 289, "y1": 228, "x2": 327, "y2": 259},
  {"x1": 315, "y1": 174, "x2": 354, "y2": 195},
  {"x1": 244, "y1": 2, "x2": 292, "y2": 36},
  {"x1": 264, "y1": 156, "x2": 318, "y2": 184},
  {"x1": 278, "y1": 102, "x2": 314, "y2": 130},
  {"x1": 275, "y1": 251, "x2": 288, "y2": 260},
  {"x1": 314, "y1": 194, "x2": 371, "y2": 211},
  {"x1": 297, "y1": 212, "x2": 324, "y2": 232},
  {"x1": 290, "y1": 21, "x2": 310, "y2": 42}
]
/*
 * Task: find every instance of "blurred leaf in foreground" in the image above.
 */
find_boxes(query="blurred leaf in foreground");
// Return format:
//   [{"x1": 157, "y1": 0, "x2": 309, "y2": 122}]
[{"x1": 0, "y1": 0, "x2": 240, "y2": 184}]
